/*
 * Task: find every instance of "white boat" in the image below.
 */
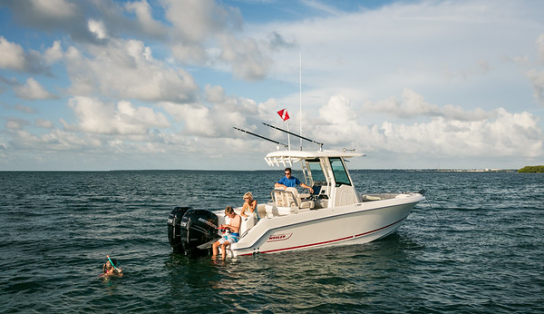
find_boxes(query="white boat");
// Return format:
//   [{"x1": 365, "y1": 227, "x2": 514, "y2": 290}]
[{"x1": 167, "y1": 147, "x2": 425, "y2": 258}]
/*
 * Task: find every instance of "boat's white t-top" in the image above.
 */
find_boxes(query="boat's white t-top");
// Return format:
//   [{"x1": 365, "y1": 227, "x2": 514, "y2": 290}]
[{"x1": 265, "y1": 149, "x2": 365, "y2": 212}]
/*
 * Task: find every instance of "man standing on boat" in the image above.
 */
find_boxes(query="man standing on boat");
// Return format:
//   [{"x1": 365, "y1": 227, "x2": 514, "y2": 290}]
[{"x1": 275, "y1": 168, "x2": 314, "y2": 194}]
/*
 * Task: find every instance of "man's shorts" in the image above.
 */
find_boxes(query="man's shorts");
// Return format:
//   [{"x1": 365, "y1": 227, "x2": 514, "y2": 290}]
[{"x1": 218, "y1": 232, "x2": 240, "y2": 244}]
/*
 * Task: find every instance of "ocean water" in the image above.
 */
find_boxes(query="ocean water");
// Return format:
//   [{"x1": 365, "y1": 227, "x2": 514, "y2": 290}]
[{"x1": 1, "y1": 170, "x2": 543, "y2": 313}]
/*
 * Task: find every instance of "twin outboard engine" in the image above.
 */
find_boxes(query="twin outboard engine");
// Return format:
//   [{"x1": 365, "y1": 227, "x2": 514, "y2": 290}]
[{"x1": 167, "y1": 207, "x2": 219, "y2": 257}]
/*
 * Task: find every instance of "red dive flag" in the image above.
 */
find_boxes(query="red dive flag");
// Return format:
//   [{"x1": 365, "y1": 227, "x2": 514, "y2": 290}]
[{"x1": 277, "y1": 109, "x2": 290, "y2": 121}]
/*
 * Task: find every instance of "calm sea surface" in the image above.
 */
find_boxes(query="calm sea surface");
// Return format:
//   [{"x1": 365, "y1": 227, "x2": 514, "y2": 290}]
[{"x1": 1, "y1": 170, "x2": 543, "y2": 313}]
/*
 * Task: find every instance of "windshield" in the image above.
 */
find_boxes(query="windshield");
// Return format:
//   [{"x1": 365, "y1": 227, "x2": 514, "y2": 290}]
[
  {"x1": 307, "y1": 159, "x2": 326, "y2": 185},
  {"x1": 329, "y1": 157, "x2": 351, "y2": 186}
]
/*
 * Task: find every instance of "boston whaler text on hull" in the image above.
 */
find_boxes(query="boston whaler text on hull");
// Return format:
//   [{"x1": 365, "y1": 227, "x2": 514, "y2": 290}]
[{"x1": 167, "y1": 122, "x2": 425, "y2": 259}]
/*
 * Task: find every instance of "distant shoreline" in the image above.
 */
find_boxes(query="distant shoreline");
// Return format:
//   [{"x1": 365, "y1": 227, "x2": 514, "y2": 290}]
[
  {"x1": 352, "y1": 169, "x2": 518, "y2": 173},
  {"x1": 517, "y1": 166, "x2": 544, "y2": 173},
  {"x1": 0, "y1": 169, "x2": 522, "y2": 173}
]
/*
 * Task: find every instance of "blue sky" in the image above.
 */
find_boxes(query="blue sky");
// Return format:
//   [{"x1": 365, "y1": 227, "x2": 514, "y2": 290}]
[{"x1": 0, "y1": 0, "x2": 543, "y2": 171}]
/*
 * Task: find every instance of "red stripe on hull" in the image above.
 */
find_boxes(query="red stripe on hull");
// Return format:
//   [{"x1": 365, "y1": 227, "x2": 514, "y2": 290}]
[
  {"x1": 238, "y1": 215, "x2": 408, "y2": 256},
  {"x1": 354, "y1": 216, "x2": 407, "y2": 237}
]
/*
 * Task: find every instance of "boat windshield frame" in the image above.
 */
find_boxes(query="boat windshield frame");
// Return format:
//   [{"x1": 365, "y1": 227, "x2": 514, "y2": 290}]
[
  {"x1": 329, "y1": 157, "x2": 352, "y2": 187},
  {"x1": 302, "y1": 158, "x2": 327, "y2": 187}
]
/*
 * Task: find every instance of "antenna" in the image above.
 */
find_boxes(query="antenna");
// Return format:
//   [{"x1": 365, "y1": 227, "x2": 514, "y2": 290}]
[
  {"x1": 299, "y1": 51, "x2": 302, "y2": 151},
  {"x1": 233, "y1": 127, "x2": 288, "y2": 149},
  {"x1": 262, "y1": 122, "x2": 323, "y2": 150}
]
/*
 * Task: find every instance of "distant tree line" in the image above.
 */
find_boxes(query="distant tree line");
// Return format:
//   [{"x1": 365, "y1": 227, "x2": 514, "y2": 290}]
[{"x1": 518, "y1": 166, "x2": 544, "y2": 173}]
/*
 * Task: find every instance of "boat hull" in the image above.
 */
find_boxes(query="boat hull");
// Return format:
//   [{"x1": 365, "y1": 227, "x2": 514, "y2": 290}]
[{"x1": 229, "y1": 193, "x2": 424, "y2": 257}]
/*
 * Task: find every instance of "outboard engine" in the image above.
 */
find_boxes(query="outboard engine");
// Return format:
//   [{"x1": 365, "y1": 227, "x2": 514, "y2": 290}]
[
  {"x1": 167, "y1": 206, "x2": 192, "y2": 254},
  {"x1": 167, "y1": 207, "x2": 219, "y2": 257}
]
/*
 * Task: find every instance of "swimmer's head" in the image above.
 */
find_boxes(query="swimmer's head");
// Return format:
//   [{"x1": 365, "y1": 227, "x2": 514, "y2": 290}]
[{"x1": 105, "y1": 258, "x2": 120, "y2": 268}]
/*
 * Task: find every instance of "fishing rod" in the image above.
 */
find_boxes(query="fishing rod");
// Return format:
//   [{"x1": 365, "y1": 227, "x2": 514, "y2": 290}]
[
  {"x1": 233, "y1": 127, "x2": 289, "y2": 149},
  {"x1": 262, "y1": 122, "x2": 323, "y2": 150}
]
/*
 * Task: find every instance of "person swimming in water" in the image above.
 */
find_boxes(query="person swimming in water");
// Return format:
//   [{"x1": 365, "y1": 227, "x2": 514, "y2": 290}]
[{"x1": 103, "y1": 255, "x2": 123, "y2": 277}]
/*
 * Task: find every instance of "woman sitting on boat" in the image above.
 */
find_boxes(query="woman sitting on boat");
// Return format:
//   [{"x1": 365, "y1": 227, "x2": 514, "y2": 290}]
[{"x1": 240, "y1": 191, "x2": 259, "y2": 220}]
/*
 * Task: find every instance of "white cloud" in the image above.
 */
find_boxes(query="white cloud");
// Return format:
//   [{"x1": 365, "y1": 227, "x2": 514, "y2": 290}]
[
  {"x1": 0, "y1": 36, "x2": 53, "y2": 74},
  {"x1": 35, "y1": 119, "x2": 54, "y2": 129},
  {"x1": 387, "y1": 109, "x2": 543, "y2": 158},
  {"x1": 527, "y1": 69, "x2": 544, "y2": 104},
  {"x1": 163, "y1": 0, "x2": 271, "y2": 80},
  {"x1": 319, "y1": 95, "x2": 356, "y2": 124},
  {"x1": 65, "y1": 39, "x2": 198, "y2": 102},
  {"x1": 29, "y1": 0, "x2": 79, "y2": 20},
  {"x1": 159, "y1": 94, "x2": 270, "y2": 138},
  {"x1": 68, "y1": 96, "x2": 170, "y2": 135},
  {"x1": 160, "y1": 102, "x2": 217, "y2": 137},
  {"x1": 43, "y1": 41, "x2": 63, "y2": 64},
  {"x1": 363, "y1": 89, "x2": 440, "y2": 118},
  {"x1": 252, "y1": 0, "x2": 544, "y2": 112},
  {"x1": 525, "y1": 34, "x2": 544, "y2": 105},
  {"x1": 14, "y1": 77, "x2": 57, "y2": 100},
  {"x1": 443, "y1": 60, "x2": 491, "y2": 81},
  {"x1": 14, "y1": 104, "x2": 35, "y2": 114},
  {"x1": 0, "y1": 36, "x2": 26, "y2": 71},
  {"x1": 300, "y1": 0, "x2": 343, "y2": 16},
  {"x1": 298, "y1": 93, "x2": 543, "y2": 161},
  {"x1": 3, "y1": 0, "x2": 84, "y2": 41},
  {"x1": 6, "y1": 119, "x2": 29, "y2": 130},
  {"x1": 440, "y1": 105, "x2": 494, "y2": 122},
  {"x1": 88, "y1": 19, "x2": 108, "y2": 40},
  {"x1": 165, "y1": 0, "x2": 240, "y2": 64},
  {"x1": 164, "y1": 0, "x2": 242, "y2": 43},
  {"x1": 124, "y1": 0, "x2": 167, "y2": 37},
  {"x1": 8, "y1": 128, "x2": 99, "y2": 152},
  {"x1": 218, "y1": 34, "x2": 271, "y2": 80},
  {"x1": 537, "y1": 33, "x2": 544, "y2": 63},
  {"x1": 205, "y1": 84, "x2": 226, "y2": 103},
  {"x1": 361, "y1": 89, "x2": 494, "y2": 121}
]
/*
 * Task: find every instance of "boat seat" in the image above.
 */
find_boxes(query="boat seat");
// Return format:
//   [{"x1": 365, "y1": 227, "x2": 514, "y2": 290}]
[
  {"x1": 272, "y1": 188, "x2": 314, "y2": 213},
  {"x1": 284, "y1": 187, "x2": 300, "y2": 207},
  {"x1": 286, "y1": 187, "x2": 315, "y2": 209},
  {"x1": 273, "y1": 189, "x2": 288, "y2": 207},
  {"x1": 362, "y1": 194, "x2": 382, "y2": 201}
]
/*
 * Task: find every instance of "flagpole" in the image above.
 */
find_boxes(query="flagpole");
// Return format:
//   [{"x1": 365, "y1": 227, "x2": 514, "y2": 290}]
[
  {"x1": 277, "y1": 108, "x2": 291, "y2": 150},
  {"x1": 287, "y1": 120, "x2": 291, "y2": 150}
]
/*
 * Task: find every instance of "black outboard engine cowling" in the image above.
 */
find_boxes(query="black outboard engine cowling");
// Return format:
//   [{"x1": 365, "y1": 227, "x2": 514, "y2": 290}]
[
  {"x1": 167, "y1": 207, "x2": 219, "y2": 257},
  {"x1": 167, "y1": 206, "x2": 192, "y2": 254}
]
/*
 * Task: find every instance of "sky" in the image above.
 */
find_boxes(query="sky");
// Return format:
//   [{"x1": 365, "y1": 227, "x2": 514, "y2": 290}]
[{"x1": 0, "y1": 0, "x2": 543, "y2": 171}]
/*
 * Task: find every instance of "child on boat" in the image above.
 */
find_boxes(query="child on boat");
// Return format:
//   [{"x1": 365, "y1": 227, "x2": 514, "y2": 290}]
[{"x1": 212, "y1": 206, "x2": 241, "y2": 261}]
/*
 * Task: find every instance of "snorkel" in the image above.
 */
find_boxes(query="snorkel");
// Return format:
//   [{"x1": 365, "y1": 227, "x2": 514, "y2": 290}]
[{"x1": 106, "y1": 255, "x2": 120, "y2": 273}]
